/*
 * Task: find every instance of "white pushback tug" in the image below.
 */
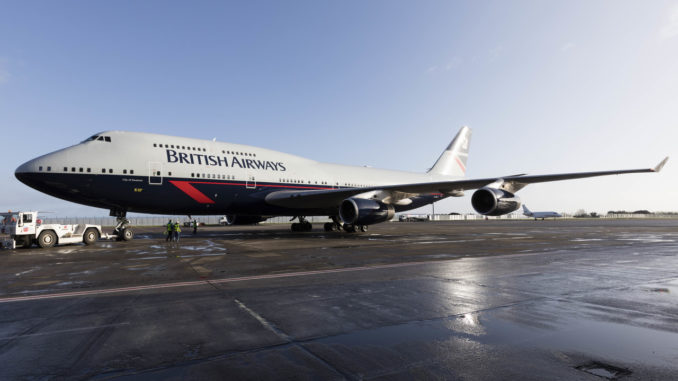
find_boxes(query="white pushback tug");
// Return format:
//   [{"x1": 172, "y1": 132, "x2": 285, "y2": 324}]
[{"x1": 0, "y1": 211, "x2": 129, "y2": 249}]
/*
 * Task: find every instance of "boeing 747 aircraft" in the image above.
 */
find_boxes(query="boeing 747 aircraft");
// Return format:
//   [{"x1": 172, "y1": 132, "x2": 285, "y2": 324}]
[
  {"x1": 522, "y1": 205, "x2": 562, "y2": 220},
  {"x1": 14, "y1": 127, "x2": 667, "y2": 240}
]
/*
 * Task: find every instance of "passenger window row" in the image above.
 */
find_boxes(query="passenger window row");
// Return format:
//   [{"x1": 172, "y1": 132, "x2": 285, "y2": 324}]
[
  {"x1": 221, "y1": 150, "x2": 256, "y2": 157},
  {"x1": 191, "y1": 173, "x2": 234, "y2": 180},
  {"x1": 154, "y1": 143, "x2": 206, "y2": 152},
  {"x1": 52, "y1": 167, "x2": 135, "y2": 175},
  {"x1": 279, "y1": 179, "x2": 331, "y2": 186},
  {"x1": 152, "y1": 142, "x2": 257, "y2": 157}
]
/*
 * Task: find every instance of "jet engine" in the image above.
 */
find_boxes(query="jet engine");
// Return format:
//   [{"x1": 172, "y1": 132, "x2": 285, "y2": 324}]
[
  {"x1": 471, "y1": 187, "x2": 522, "y2": 216},
  {"x1": 223, "y1": 215, "x2": 268, "y2": 225},
  {"x1": 339, "y1": 198, "x2": 395, "y2": 225}
]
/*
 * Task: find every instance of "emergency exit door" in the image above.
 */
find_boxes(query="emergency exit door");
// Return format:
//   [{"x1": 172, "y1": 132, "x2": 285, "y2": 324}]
[{"x1": 148, "y1": 162, "x2": 163, "y2": 185}]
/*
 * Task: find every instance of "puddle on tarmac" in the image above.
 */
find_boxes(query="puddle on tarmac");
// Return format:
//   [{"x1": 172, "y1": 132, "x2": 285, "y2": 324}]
[
  {"x1": 129, "y1": 256, "x2": 167, "y2": 261},
  {"x1": 413, "y1": 239, "x2": 485, "y2": 245},
  {"x1": 616, "y1": 234, "x2": 676, "y2": 243},
  {"x1": 641, "y1": 279, "x2": 678, "y2": 296},
  {"x1": 177, "y1": 252, "x2": 226, "y2": 258},
  {"x1": 320, "y1": 308, "x2": 678, "y2": 368},
  {"x1": 576, "y1": 361, "x2": 631, "y2": 379}
]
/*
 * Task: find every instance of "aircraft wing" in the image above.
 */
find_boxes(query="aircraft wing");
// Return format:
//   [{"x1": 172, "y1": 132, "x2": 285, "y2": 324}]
[{"x1": 264, "y1": 157, "x2": 668, "y2": 209}]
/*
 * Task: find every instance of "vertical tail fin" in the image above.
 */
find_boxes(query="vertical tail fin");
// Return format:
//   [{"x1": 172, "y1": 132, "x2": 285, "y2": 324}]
[
  {"x1": 427, "y1": 126, "x2": 472, "y2": 177},
  {"x1": 522, "y1": 205, "x2": 531, "y2": 214}
]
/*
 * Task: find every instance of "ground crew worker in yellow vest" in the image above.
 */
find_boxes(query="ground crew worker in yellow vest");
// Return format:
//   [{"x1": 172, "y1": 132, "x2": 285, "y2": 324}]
[
  {"x1": 165, "y1": 219, "x2": 173, "y2": 242},
  {"x1": 173, "y1": 221, "x2": 181, "y2": 242}
]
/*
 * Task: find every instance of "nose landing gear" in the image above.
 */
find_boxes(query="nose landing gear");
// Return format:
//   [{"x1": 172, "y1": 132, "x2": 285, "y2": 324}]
[{"x1": 110, "y1": 209, "x2": 134, "y2": 241}]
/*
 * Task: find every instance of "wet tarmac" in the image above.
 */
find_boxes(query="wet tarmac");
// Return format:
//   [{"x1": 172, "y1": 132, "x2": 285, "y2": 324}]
[{"x1": 1, "y1": 219, "x2": 678, "y2": 380}]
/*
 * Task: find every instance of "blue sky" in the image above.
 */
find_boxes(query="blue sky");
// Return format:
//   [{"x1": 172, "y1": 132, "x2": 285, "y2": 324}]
[{"x1": 1, "y1": 1, "x2": 676, "y2": 216}]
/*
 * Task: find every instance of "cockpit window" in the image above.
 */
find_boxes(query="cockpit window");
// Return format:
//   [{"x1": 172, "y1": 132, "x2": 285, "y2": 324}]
[{"x1": 83, "y1": 135, "x2": 111, "y2": 143}]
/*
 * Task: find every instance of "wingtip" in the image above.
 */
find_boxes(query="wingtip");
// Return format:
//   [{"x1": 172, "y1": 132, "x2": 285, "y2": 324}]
[{"x1": 653, "y1": 156, "x2": 669, "y2": 172}]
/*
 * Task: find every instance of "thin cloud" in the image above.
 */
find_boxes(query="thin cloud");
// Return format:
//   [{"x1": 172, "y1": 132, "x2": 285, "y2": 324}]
[
  {"x1": 445, "y1": 56, "x2": 462, "y2": 70},
  {"x1": 427, "y1": 56, "x2": 462, "y2": 73},
  {"x1": 660, "y1": 4, "x2": 678, "y2": 39}
]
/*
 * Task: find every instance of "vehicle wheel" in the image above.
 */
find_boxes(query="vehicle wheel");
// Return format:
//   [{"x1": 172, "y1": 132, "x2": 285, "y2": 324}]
[
  {"x1": 359, "y1": 225, "x2": 368, "y2": 232},
  {"x1": 16, "y1": 236, "x2": 32, "y2": 248},
  {"x1": 121, "y1": 228, "x2": 134, "y2": 241},
  {"x1": 83, "y1": 228, "x2": 99, "y2": 245},
  {"x1": 343, "y1": 223, "x2": 356, "y2": 233},
  {"x1": 38, "y1": 230, "x2": 57, "y2": 248},
  {"x1": 324, "y1": 222, "x2": 333, "y2": 232}
]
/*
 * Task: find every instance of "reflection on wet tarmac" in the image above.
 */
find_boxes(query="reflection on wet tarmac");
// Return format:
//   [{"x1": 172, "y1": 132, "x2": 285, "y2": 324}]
[{"x1": 1, "y1": 219, "x2": 678, "y2": 379}]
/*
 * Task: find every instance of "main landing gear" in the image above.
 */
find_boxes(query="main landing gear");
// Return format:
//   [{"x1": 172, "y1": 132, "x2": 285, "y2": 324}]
[
  {"x1": 323, "y1": 216, "x2": 367, "y2": 233},
  {"x1": 110, "y1": 209, "x2": 134, "y2": 241},
  {"x1": 292, "y1": 216, "x2": 369, "y2": 233},
  {"x1": 323, "y1": 216, "x2": 342, "y2": 232},
  {"x1": 290, "y1": 216, "x2": 312, "y2": 232}
]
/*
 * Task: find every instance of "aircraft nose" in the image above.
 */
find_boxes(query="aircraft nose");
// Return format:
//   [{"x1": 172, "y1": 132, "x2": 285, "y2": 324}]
[{"x1": 15, "y1": 159, "x2": 38, "y2": 187}]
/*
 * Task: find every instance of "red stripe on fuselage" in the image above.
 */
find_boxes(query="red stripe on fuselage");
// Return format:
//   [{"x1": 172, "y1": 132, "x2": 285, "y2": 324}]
[
  {"x1": 169, "y1": 181, "x2": 216, "y2": 204},
  {"x1": 170, "y1": 180, "x2": 440, "y2": 205},
  {"x1": 169, "y1": 180, "x2": 335, "y2": 204}
]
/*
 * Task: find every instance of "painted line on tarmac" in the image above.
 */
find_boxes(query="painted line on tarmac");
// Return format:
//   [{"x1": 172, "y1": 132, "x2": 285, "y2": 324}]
[
  {"x1": 0, "y1": 259, "x2": 452, "y2": 304},
  {"x1": 0, "y1": 322, "x2": 131, "y2": 340}
]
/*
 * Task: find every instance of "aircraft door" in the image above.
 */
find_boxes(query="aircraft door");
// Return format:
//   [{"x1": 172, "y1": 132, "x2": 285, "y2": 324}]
[
  {"x1": 245, "y1": 173, "x2": 256, "y2": 189},
  {"x1": 148, "y1": 162, "x2": 163, "y2": 185}
]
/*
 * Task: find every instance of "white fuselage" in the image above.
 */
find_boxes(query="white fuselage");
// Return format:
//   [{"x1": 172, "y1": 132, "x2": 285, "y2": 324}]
[{"x1": 15, "y1": 131, "x2": 453, "y2": 216}]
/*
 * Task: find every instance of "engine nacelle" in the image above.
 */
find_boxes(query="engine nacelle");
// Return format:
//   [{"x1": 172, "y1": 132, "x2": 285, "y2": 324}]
[
  {"x1": 223, "y1": 215, "x2": 268, "y2": 225},
  {"x1": 339, "y1": 198, "x2": 395, "y2": 226},
  {"x1": 471, "y1": 187, "x2": 522, "y2": 216}
]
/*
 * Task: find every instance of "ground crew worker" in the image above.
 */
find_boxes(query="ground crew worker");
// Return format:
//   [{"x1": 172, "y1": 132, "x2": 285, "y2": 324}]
[
  {"x1": 192, "y1": 219, "x2": 197, "y2": 235},
  {"x1": 165, "y1": 219, "x2": 173, "y2": 242},
  {"x1": 173, "y1": 220, "x2": 181, "y2": 242}
]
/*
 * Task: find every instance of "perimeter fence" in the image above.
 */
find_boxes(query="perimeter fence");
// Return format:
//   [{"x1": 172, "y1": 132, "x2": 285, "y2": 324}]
[{"x1": 37, "y1": 212, "x2": 676, "y2": 227}]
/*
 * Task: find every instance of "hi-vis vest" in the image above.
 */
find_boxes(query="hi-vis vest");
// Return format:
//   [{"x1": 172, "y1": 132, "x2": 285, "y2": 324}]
[{"x1": 174, "y1": 223, "x2": 181, "y2": 233}]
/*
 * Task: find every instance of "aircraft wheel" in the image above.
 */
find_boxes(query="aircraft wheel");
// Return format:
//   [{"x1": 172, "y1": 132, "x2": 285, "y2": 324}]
[
  {"x1": 302, "y1": 221, "x2": 312, "y2": 232},
  {"x1": 121, "y1": 228, "x2": 134, "y2": 241},
  {"x1": 83, "y1": 228, "x2": 99, "y2": 245},
  {"x1": 359, "y1": 225, "x2": 368, "y2": 232},
  {"x1": 324, "y1": 222, "x2": 333, "y2": 232},
  {"x1": 38, "y1": 230, "x2": 57, "y2": 248},
  {"x1": 343, "y1": 223, "x2": 356, "y2": 233},
  {"x1": 291, "y1": 223, "x2": 299, "y2": 232}
]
